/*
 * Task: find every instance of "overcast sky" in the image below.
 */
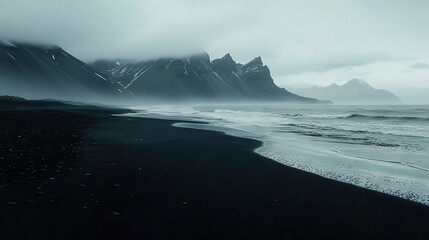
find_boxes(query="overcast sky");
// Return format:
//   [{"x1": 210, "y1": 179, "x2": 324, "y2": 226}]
[{"x1": 1, "y1": 0, "x2": 428, "y2": 100}]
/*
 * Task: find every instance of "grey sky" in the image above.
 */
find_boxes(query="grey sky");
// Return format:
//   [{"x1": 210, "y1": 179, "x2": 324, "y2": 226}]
[{"x1": 1, "y1": 0, "x2": 428, "y2": 97}]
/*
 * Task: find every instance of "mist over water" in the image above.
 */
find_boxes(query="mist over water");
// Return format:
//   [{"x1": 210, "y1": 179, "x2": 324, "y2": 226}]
[{"x1": 125, "y1": 103, "x2": 429, "y2": 205}]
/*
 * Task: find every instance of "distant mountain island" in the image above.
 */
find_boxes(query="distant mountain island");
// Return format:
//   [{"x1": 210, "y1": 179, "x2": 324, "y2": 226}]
[
  {"x1": 0, "y1": 40, "x2": 325, "y2": 103},
  {"x1": 290, "y1": 79, "x2": 402, "y2": 104}
]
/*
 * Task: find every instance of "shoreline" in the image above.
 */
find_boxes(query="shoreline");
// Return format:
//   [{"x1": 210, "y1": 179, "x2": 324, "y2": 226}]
[
  {"x1": 1, "y1": 101, "x2": 429, "y2": 239},
  {"x1": 129, "y1": 105, "x2": 429, "y2": 206},
  {"x1": 126, "y1": 112, "x2": 429, "y2": 207},
  {"x1": 170, "y1": 119, "x2": 429, "y2": 206}
]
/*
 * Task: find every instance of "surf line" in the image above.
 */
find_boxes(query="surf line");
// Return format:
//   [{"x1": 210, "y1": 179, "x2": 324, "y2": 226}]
[{"x1": 330, "y1": 149, "x2": 429, "y2": 172}]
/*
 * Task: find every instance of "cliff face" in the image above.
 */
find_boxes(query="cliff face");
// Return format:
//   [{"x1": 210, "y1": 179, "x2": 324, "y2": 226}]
[
  {"x1": 93, "y1": 53, "x2": 321, "y2": 102},
  {"x1": 0, "y1": 41, "x2": 127, "y2": 100}
]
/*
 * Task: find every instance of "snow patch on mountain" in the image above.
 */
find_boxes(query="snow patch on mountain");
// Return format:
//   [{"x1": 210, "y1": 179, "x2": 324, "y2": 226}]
[
  {"x1": 94, "y1": 73, "x2": 107, "y2": 81},
  {"x1": 125, "y1": 62, "x2": 155, "y2": 89},
  {"x1": 1, "y1": 40, "x2": 16, "y2": 47},
  {"x1": 6, "y1": 52, "x2": 16, "y2": 60}
]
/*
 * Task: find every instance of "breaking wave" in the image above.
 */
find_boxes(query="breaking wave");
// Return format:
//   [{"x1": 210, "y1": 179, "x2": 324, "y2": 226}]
[{"x1": 342, "y1": 114, "x2": 429, "y2": 122}]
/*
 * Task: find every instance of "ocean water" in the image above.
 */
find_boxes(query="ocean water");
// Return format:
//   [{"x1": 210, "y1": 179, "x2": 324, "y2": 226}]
[{"x1": 125, "y1": 104, "x2": 429, "y2": 205}]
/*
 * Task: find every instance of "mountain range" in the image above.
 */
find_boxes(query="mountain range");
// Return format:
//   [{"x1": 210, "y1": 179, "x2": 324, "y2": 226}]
[
  {"x1": 92, "y1": 53, "x2": 321, "y2": 102},
  {"x1": 0, "y1": 40, "x2": 324, "y2": 103},
  {"x1": 290, "y1": 79, "x2": 402, "y2": 104}
]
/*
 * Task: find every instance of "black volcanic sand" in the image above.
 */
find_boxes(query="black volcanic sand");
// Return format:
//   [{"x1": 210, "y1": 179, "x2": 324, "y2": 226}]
[{"x1": 1, "y1": 101, "x2": 428, "y2": 240}]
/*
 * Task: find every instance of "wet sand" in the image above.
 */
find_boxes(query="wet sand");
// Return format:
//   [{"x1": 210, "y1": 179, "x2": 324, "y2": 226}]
[{"x1": 1, "y1": 100, "x2": 428, "y2": 239}]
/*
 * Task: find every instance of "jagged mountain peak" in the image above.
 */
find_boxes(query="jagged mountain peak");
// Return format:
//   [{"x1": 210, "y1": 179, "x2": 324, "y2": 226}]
[
  {"x1": 249, "y1": 56, "x2": 263, "y2": 65},
  {"x1": 242, "y1": 56, "x2": 263, "y2": 72},
  {"x1": 212, "y1": 53, "x2": 237, "y2": 72},
  {"x1": 223, "y1": 53, "x2": 232, "y2": 59},
  {"x1": 220, "y1": 53, "x2": 235, "y2": 63}
]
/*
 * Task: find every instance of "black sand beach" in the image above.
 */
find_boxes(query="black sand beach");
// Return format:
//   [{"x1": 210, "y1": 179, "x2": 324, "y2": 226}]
[{"x1": 1, "y1": 101, "x2": 428, "y2": 240}]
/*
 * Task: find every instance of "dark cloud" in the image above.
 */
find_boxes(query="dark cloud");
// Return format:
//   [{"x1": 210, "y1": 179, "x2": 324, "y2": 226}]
[{"x1": 409, "y1": 63, "x2": 429, "y2": 70}]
